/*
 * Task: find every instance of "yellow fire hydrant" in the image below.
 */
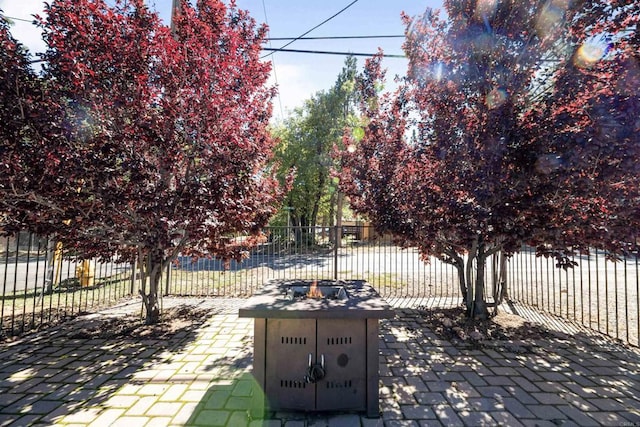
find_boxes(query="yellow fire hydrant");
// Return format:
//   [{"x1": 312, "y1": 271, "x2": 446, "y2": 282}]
[{"x1": 76, "y1": 260, "x2": 95, "y2": 287}]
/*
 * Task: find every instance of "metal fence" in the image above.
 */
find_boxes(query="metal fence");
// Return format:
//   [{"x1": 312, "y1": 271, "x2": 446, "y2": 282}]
[
  {"x1": 0, "y1": 233, "x2": 134, "y2": 338},
  {"x1": 169, "y1": 226, "x2": 639, "y2": 347},
  {"x1": 509, "y1": 247, "x2": 639, "y2": 347},
  {"x1": 167, "y1": 226, "x2": 461, "y2": 302},
  {"x1": 2, "y1": 227, "x2": 638, "y2": 347}
]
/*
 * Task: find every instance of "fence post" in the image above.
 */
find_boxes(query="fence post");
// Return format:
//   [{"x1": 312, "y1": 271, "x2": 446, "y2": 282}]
[
  {"x1": 130, "y1": 259, "x2": 137, "y2": 295},
  {"x1": 43, "y1": 237, "x2": 55, "y2": 295},
  {"x1": 334, "y1": 226, "x2": 339, "y2": 281},
  {"x1": 165, "y1": 262, "x2": 171, "y2": 296}
]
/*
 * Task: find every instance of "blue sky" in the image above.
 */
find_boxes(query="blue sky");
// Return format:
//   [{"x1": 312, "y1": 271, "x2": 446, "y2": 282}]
[
  {"x1": 229, "y1": 0, "x2": 440, "y2": 120},
  {"x1": 1, "y1": 0, "x2": 441, "y2": 120}
]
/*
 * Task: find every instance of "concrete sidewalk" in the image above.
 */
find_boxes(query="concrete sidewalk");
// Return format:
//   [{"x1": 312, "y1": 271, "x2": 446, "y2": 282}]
[{"x1": 0, "y1": 298, "x2": 638, "y2": 426}]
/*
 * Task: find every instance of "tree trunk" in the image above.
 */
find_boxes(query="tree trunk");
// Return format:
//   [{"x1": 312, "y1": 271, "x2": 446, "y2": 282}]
[
  {"x1": 447, "y1": 251, "x2": 467, "y2": 305},
  {"x1": 139, "y1": 248, "x2": 163, "y2": 325},
  {"x1": 311, "y1": 166, "x2": 326, "y2": 232},
  {"x1": 457, "y1": 267, "x2": 467, "y2": 305},
  {"x1": 472, "y1": 252, "x2": 489, "y2": 320},
  {"x1": 491, "y1": 252, "x2": 508, "y2": 315},
  {"x1": 450, "y1": 238, "x2": 490, "y2": 320},
  {"x1": 464, "y1": 239, "x2": 478, "y2": 316}
]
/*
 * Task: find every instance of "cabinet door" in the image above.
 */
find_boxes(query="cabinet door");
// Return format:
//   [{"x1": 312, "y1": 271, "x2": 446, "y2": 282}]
[
  {"x1": 265, "y1": 318, "x2": 316, "y2": 410},
  {"x1": 316, "y1": 318, "x2": 367, "y2": 411}
]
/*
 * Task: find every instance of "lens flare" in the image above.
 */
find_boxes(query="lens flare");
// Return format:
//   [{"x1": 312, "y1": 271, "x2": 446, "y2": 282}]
[
  {"x1": 433, "y1": 61, "x2": 445, "y2": 82},
  {"x1": 535, "y1": 4, "x2": 565, "y2": 39},
  {"x1": 474, "y1": 0, "x2": 498, "y2": 21},
  {"x1": 414, "y1": 61, "x2": 448, "y2": 85},
  {"x1": 472, "y1": 33, "x2": 495, "y2": 56},
  {"x1": 574, "y1": 42, "x2": 608, "y2": 68},
  {"x1": 535, "y1": 154, "x2": 563, "y2": 174},
  {"x1": 485, "y1": 87, "x2": 507, "y2": 109}
]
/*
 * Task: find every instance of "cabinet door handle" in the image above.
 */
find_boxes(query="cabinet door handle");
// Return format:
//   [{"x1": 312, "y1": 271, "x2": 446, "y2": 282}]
[{"x1": 304, "y1": 353, "x2": 326, "y2": 384}]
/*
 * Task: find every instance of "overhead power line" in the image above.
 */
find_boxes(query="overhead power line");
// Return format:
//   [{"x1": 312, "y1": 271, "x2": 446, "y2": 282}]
[
  {"x1": 261, "y1": 0, "x2": 359, "y2": 59},
  {"x1": 266, "y1": 35, "x2": 404, "y2": 41},
  {"x1": 3, "y1": 13, "x2": 403, "y2": 46},
  {"x1": 1, "y1": 14, "x2": 35, "y2": 23},
  {"x1": 261, "y1": 47, "x2": 405, "y2": 58}
]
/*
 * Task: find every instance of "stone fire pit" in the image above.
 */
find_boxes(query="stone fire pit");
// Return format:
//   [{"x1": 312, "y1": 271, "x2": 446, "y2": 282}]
[{"x1": 239, "y1": 279, "x2": 393, "y2": 417}]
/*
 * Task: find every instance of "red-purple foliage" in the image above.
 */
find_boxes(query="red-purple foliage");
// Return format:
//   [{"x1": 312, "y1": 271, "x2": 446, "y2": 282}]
[
  {"x1": 339, "y1": 0, "x2": 639, "y2": 318},
  {"x1": 0, "y1": 0, "x2": 282, "y2": 323},
  {"x1": 0, "y1": 15, "x2": 54, "y2": 227}
]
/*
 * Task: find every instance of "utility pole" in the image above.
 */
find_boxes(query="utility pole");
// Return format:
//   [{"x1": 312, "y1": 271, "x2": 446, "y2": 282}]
[{"x1": 170, "y1": 0, "x2": 181, "y2": 34}]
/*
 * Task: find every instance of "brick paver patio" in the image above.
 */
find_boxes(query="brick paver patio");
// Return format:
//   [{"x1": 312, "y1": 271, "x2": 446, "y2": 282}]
[{"x1": 0, "y1": 298, "x2": 638, "y2": 426}]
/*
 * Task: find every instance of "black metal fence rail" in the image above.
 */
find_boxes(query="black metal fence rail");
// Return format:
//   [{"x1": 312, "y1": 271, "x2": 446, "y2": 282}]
[
  {"x1": 1, "y1": 227, "x2": 638, "y2": 347},
  {"x1": 166, "y1": 226, "x2": 461, "y2": 301},
  {"x1": 0, "y1": 233, "x2": 134, "y2": 338},
  {"x1": 509, "y1": 247, "x2": 639, "y2": 347},
  {"x1": 169, "y1": 226, "x2": 639, "y2": 347}
]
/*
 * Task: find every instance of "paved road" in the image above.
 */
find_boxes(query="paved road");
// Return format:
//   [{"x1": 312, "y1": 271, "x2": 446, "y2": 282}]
[{"x1": 0, "y1": 258, "x2": 131, "y2": 293}]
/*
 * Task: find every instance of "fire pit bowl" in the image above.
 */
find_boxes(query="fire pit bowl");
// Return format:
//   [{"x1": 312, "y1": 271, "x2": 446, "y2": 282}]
[
  {"x1": 281, "y1": 280, "x2": 348, "y2": 301},
  {"x1": 239, "y1": 279, "x2": 393, "y2": 417}
]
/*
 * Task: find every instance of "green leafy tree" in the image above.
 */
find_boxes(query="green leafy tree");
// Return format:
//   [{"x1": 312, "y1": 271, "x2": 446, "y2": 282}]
[{"x1": 273, "y1": 56, "x2": 359, "y2": 241}]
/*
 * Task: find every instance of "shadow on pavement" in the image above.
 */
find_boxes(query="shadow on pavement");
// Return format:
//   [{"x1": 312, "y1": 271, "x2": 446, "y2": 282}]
[
  {"x1": 380, "y1": 309, "x2": 640, "y2": 426},
  {"x1": 0, "y1": 302, "x2": 638, "y2": 426},
  {"x1": 0, "y1": 301, "x2": 216, "y2": 425}
]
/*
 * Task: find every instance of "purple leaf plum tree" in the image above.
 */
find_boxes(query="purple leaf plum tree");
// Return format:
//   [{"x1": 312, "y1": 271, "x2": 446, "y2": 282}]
[{"x1": 339, "y1": 0, "x2": 639, "y2": 319}]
